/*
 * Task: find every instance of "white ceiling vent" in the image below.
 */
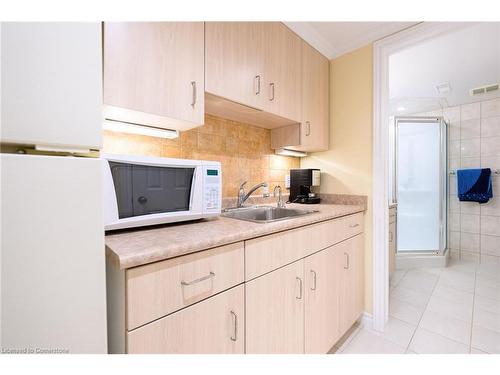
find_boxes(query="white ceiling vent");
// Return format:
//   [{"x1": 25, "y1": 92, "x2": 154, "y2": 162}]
[
  {"x1": 435, "y1": 82, "x2": 451, "y2": 94},
  {"x1": 470, "y1": 83, "x2": 499, "y2": 96}
]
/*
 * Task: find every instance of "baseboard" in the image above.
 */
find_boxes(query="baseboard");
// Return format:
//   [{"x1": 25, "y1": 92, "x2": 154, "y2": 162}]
[
  {"x1": 396, "y1": 251, "x2": 448, "y2": 269},
  {"x1": 360, "y1": 311, "x2": 373, "y2": 330}
]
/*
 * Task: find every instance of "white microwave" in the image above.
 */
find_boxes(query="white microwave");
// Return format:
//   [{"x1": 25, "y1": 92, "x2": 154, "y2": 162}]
[{"x1": 103, "y1": 154, "x2": 221, "y2": 231}]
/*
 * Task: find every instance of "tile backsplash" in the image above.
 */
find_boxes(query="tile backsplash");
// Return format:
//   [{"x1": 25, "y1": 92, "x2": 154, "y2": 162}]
[
  {"x1": 436, "y1": 97, "x2": 500, "y2": 264},
  {"x1": 103, "y1": 114, "x2": 300, "y2": 198}
]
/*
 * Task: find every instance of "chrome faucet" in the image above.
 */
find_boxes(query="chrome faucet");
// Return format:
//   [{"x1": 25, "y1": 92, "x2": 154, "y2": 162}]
[
  {"x1": 238, "y1": 181, "x2": 269, "y2": 207},
  {"x1": 274, "y1": 185, "x2": 286, "y2": 208}
]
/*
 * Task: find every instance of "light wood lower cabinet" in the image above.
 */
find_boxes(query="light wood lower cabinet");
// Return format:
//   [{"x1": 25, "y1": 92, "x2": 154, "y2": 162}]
[
  {"x1": 339, "y1": 234, "x2": 365, "y2": 334},
  {"x1": 126, "y1": 242, "x2": 244, "y2": 330},
  {"x1": 107, "y1": 214, "x2": 365, "y2": 354},
  {"x1": 304, "y1": 245, "x2": 342, "y2": 354},
  {"x1": 245, "y1": 232, "x2": 364, "y2": 354},
  {"x1": 245, "y1": 260, "x2": 305, "y2": 354},
  {"x1": 127, "y1": 285, "x2": 244, "y2": 354}
]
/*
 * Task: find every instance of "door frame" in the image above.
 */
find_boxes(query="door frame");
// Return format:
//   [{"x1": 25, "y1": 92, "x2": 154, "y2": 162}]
[{"x1": 371, "y1": 22, "x2": 473, "y2": 332}]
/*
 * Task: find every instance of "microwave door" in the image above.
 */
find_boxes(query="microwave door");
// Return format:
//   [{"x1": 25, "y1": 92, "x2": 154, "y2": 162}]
[{"x1": 108, "y1": 161, "x2": 196, "y2": 219}]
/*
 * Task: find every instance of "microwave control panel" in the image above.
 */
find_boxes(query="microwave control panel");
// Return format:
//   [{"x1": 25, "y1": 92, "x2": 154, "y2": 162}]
[{"x1": 203, "y1": 166, "x2": 221, "y2": 211}]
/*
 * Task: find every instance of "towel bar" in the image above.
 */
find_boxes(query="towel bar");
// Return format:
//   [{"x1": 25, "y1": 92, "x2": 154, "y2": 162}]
[{"x1": 449, "y1": 169, "x2": 500, "y2": 176}]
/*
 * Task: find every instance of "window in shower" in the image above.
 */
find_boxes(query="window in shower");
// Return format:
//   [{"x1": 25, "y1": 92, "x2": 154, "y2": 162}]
[{"x1": 394, "y1": 117, "x2": 447, "y2": 253}]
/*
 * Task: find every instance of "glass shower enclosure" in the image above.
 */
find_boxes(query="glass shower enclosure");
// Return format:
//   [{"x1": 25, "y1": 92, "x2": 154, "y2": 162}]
[{"x1": 394, "y1": 117, "x2": 447, "y2": 254}]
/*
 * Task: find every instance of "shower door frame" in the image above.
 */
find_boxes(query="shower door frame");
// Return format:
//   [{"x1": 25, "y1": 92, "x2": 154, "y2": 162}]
[{"x1": 393, "y1": 116, "x2": 448, "y2": 255}]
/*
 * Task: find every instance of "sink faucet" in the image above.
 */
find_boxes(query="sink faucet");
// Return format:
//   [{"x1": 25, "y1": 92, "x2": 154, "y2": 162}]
[
  {"x1": 274, "y1": 185, "x2": 286, "y2": 208},
  {"x1": 238, "y1": 181, "x2": 269, "y2": 207}
]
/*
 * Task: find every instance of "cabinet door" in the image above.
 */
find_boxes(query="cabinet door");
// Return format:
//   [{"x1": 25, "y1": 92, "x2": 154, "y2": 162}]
[
  {"x1": 296, "y1": 41, "x2": 330, "y2": 151},
  {"x1": 304, "y1": 245, "x2": 342, "y2": 353},
  {"x1": 339, "y1": 234, "x2": 364, "y2": 335},
  {"x1": 205, "y1": 22, "x2": 266, "y2": 110},
  {"x1": 1, "y1": 23, "x2": 102, "y2": 150},
  {"x1": 352, "y1": 234, "x2": 365, "y2": 322},
  {"x1": 264, "y1": 23, "x2": 302, "y2": 122},
  {"x1": 103, "y1": 22, "x2": 204, "y2": 126},
  {"x1": 127, "y1": 285, "x2": 244, "y2": 354},
  {"x1": 246, "y1": 260, "x2": 304, "y2": 354}
]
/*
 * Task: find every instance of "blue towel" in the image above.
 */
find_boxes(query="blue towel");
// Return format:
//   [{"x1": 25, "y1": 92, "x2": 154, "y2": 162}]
[{"x1": 457, "y1": 168, "x2": 493, "y2": 203}]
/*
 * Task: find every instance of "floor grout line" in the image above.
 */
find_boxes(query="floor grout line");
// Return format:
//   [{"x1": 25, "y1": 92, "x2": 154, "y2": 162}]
[
  {"x1": 469, "y1": 263, "x2": 478, "y2": 353},
  {"x1": 403, "y1": 269, "x2": 441, "y2": 353}
]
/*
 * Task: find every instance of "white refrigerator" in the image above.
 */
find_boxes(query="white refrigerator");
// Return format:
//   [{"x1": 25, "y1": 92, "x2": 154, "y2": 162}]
[{"x1": 1, "y1": 23, "x2": 107, "y2": 353}]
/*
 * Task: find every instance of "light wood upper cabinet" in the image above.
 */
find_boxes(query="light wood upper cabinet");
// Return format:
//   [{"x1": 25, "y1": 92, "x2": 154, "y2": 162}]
[
  {"x1": 205, "y1": 22, "x2": 303, "y2": 128},
  {"x1": 289, "y1": 41, "x2": 330, "y2": 152},
  {"x1": 103, "y1": 22, "x2": 204, "y2": 130},
  {"x1": 300, "y1": 41, "x2": 330, "y2": 151},
  {"x1": 339, "y1": 234, "x2": 365, "y2": 334},
  {"x1": 263, "y1": 23, "x2": 302, "y2": 122},
  {"x1": 245, "y1": 260, "x2": 305, "y2": 354},
  {"x1": 205, "y1": 22, "x2": 266, "y2": 110},
  {"x1": 304, "y1": 245, "x2": 342, "y2": 354},
  {"x1": 271, "y1": 41, "x2": 330, "y2": 152},
  {"x1": 127, "y1": 285, "x2": 244, "y2": 354}
]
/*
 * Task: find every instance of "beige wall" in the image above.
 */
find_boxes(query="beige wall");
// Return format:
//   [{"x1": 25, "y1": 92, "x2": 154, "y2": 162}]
[
  {"x1": 103, "y1": 114, "x2": 299, "y2": 198},
  {"x1": 301, "y1": 44, "x2": 374, "y2": 314}
]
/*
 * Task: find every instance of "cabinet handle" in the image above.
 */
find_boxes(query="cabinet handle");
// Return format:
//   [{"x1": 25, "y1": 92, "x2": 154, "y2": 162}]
[
  {"x1": 389, "y1": 231, "x2": 393, "y2": 242},
  {"x1": 269, "y1": 82, "x2": 275, "y2": 101},
  {"x1": 230, "y1": 311, "x2": 238, "y2": 342},
  {"x1": 310, "y1": 270, "x2": 317, "y2": 291},
  {"x1": 305, "y1": 121, "x2": 311, "y2": 136},
  {"x1": 191, "y1": 81, "x2": 197, "y2": 108},
  {"x1": 180, "y1": 271, "x2": 215, "y2": 286},
  {"x1": 350, "y1": 223, "x2": 360, "y2": 228},
  {"x1": 344, "y1": 253, "x2": 349, "y2": 270},
  {"x1": 296, "y1": 277, "x2": 303, "y2": 299},
  {"x1": 254, "y1": 75, "x2": 261, "y2": 95}
]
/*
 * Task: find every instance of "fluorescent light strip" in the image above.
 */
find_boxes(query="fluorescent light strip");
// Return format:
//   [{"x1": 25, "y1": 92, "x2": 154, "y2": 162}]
[
  {"x1": 275, "y1": 148, "x2": 307, "y2": 157},
  {"x1": 103, "y1": 120, "x2": 179, "y2": 139}
]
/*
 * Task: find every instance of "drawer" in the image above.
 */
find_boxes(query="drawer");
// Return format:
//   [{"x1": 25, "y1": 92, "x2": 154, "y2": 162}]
[
  {"x1": 126, "y1": 242, "x2": 244, "y2": 330},
  {"x1": 245, "y1": 213, "x2": 364, "y2": 280},
  {"x1": 127, "y1": 285, "x2": 244, "y2": 354},
  {"x1": 342, "y1": 212, "x2": 364, "y2": 238}
]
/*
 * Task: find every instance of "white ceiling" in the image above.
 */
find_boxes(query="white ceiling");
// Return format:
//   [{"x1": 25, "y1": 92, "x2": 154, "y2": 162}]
[
  {"x1": 389, "y1": 23, "x2": 500, "y2": 115},
  {"x1": 285, "y1": 22, "x2": 419, "y2": 59}
]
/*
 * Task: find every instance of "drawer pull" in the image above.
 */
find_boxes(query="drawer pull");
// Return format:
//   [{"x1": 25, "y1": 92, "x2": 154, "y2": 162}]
[
  {"x1": 181, "y1": 271, "x2": 215, "y2": 286},
  {"x1": 349, "y1": 223, "x2": 360, "y2": 228},
  {"x1": 230, "y1": 310, "x2": 238, "y2": 342},
  {"x1": 310, "y1": 270, "x2": 317, "y2": 291},
  {"x1": 344, "y1": 252, "x2": 349, "y2": 270},
  {"x1": 296, "y1": 277, "x2": 303, "y2": 300}
]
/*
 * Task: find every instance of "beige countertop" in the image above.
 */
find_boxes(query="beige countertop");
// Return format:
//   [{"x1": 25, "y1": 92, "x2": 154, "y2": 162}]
[{"x1": 105, "y1": 203, "x2": 365, "y2": 270}]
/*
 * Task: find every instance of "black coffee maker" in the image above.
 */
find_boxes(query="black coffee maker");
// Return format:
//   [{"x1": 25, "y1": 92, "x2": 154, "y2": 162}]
[{"x1": 289, "y1": 169, "x2": 321, "y2": 204}]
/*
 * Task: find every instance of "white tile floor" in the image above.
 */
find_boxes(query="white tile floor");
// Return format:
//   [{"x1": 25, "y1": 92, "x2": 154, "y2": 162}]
[{"x1": 335, "y1": 258, "x2": 500, "y2": 354}]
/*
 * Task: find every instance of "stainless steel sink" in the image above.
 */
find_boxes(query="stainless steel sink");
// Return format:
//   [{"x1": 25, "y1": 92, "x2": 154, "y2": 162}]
[{"x1": 221, "y1": 205, "x2": 318, "y2": 223}]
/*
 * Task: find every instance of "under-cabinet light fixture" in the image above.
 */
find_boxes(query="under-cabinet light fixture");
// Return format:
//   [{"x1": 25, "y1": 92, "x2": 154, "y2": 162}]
[
  {"x1": 275, "y1": 148, "x2": 307, "y2": 157},
  {"x1": 103, "y1": 120, "x2": 179, "y2": 139}
]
